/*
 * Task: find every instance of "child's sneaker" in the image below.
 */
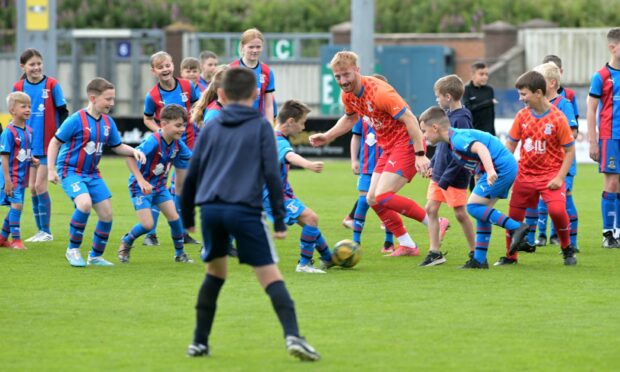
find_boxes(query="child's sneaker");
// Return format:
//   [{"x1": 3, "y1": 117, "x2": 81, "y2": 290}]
[
  {"x1": 10, "y1": 240, "x2": 27, "y2": 250},
  {"x1": 87, "y1": 256, "x2": 115, "y2": 266},
  {"x1": 438, "y1": 217, "x2": 450, "y2": 241},
  {"x1": 118, "y1": 239, "x2": 132, "y2": 263},
  {"x1": 175, "y1": 252, "x2": 194, "y2": 263},
  {"x1": 494, "y1": 256, "x2": 518, "y2": 266},
  {"x1": 549, "y1": 235, "x2": 560, "y2": 245},
  {"x1": 318, "y1": 259, "x2": 335, "y2": 270},
  {"x1": 535, "y1": 235, "x2": 547, "y2": 246},
  {"x1": 25, "y1": 231, "x2": 44, "y2": 242},
  {"x1": 509, "y1": 223, "x2": 530, "y2": 255},
  {"x1": 187, "y1": 343, "x2": 209, "y2": 357},
  {"x1": 66, "y1": 248, "x2": 86, "y2": 267},
  {"x1": 380, "y1": 242, "x2": 395, "y2": 254},
  {"x1": 461, "y1": 258, "x2": 489, "y2": 269},
  {"x1": 142, "y1": 233, "x2": 160, "y2": 246},
  {"x1": 419, "y1": 251, "x2": 446, "y2": 266},
  {"x1": 341, "y1": 216, "x2": 354, "y2": 230},
  {"x1": 33, "y1": 232, "x2": 53, "y2": 242},
  {"x1": 562, "y1": 245, "x2": 577, "y2": 266},
  {"x1": 0, "y1": 236, "x2": 11, "y2": 248},
  {"x1": 387, "y1": 245, "x2": 419, "y2": 257},
  {"x1": 183, "y1": 232, "x2": 200, "y2": 244},
  {"x1": 285, "y1": 335, "x2": 320, "y2": 361},
  {"x1": 295, "y1": 263, "x2": 326, "y2": 274}
]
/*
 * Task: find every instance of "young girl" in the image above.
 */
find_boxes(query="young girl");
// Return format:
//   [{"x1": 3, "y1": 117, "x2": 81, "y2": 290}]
[
  {"x1": 191, "y1": 65, "x2": 229, "y2": 126},
  {"x1": 13, "y1": 48, "x2": 68, "y2": 243},
  {"x1": 229, "y1": 28, "x2": 275, "y2": 121}
]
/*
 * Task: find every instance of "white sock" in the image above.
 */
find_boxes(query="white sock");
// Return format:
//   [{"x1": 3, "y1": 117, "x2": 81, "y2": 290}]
[
  {"x1": 421, "y1": 216, "x2": 429, "y2": 226},
  {"x1": 396, "y1": 233, "x2": 416, "y2": 248}
]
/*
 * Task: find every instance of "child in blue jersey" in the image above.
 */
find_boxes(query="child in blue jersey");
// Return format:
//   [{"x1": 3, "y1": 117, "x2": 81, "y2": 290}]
[
  {"x1": 180, "y1": 57, "x2": 203, "y2": 99},
  {"x1": 419, "y1": 107, "x2": 529, "y2": 269},
  {"x1": 143, "y1": 51, "x2": 201, "y2": 246},
  {"x1": 0, "y1": 92, "x2": 39, "y2": 250},
  {"x1": 263, "y1": 100, "x2": 334, "y2": 273},
  {"x1": 191, "y1": 65, "x2": 228, "y2": 127},
  {"x1": 47, "y1": 78, "x2": 146, "y2": 267},
  {"x1": 421, "y1": 75, "x2": 475, "y2": 267},
  {"x1": 198, "y1": 50, "x2": 218, "y2": 93},
  {"x1": 118, "y1": 104, "x2": 193, "y2": 263},
  {"x1": 588, "y1": 28, "x2": 620, "y2": 248},
  {"x1": 230, "y1": 28, "x2": 276, "y2": 121},
  {"x1": 524, "y1": 63, "x2": 579, "y2": 251},
  {"x1": 13, "y1": 49, "x2": 68, "y2": 243}
]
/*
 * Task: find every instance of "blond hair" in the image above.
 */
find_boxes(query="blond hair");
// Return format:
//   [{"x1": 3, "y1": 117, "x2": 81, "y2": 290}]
[
  {"x1": 434, "y1": 74, "x2": 464, "y2": 101},
  {"x1": 533, "y1": 62, "x2": 562, "y2": 86},
  {"x1": 150, "y1": 51, "x2": 172, "y2": 67},
  {"x1": 191, "y1": 65, "x2": 230, "y2": 125},
  {"x1": 6, "y1": 91, "x2": 31, "y2": 111},
  {"x1": 330, "y1": 51, "x2": 359, "y2": 69},
  {"x1": 239, "y1": 28, "x2": 265, "y2": 55}
]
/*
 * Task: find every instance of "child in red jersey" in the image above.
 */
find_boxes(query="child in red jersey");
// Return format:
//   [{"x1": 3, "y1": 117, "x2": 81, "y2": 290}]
[{"x1": 497, "y1": 71, "x2": 577, "y2": 266}]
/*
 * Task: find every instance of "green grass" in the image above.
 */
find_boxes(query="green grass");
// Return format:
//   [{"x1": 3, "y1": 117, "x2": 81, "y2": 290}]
[{"x1": 1, "y1": 159, "x2": 619, "y2": 371}]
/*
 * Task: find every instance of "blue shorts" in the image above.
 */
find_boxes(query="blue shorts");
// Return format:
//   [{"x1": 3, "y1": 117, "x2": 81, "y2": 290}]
[
  {"x1": 30, "y1": 156, "x2": 47, "y2": 166},
  {"x1": 264, "y1": 197, "x2": 306, "y2": 226},
  {"x1": 472, "y1": 166, "x2": 517, "y2": 200},
  {"x1": 599, "y1": 139, "x2": 620, "y2": 174},
  {"x1": 0, "y1": 186, "x2": 26, "y2": 206},
  {"x1": 131, "y1": 188, "x2": 174, "y2": 210},
  {"x1": 200, "y1": 203, "x2": 278, "y2": 266},
  {"x1": 61, "y1": 174, "x2": 111, "y2": 204},
  {"x1": 357, "y1": 174, "x2": 372, "y2": 192}
]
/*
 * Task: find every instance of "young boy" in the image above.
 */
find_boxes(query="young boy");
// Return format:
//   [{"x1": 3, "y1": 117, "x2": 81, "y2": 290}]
[
  {"x1": 180, "y1": 57, "x2": 203, "y2": 98},
  {"x1": 463, "y1": 61, "x2": 496, "y2": 136},
  {"x1": 198, "y1": 50, "x2": 218, "y2": 92},
  {"x1": 263, "y1": 100, "x2": 334, "y2": 273},
  {"x1": 421, "y1": 75, "x2": 474, "y2": 267},
  {"x1": 180, "y1": 67, "x2": 320, "y2": 361},
  {"x1": 47, "y1": 78, "x2": 146, "y2": 267},
  {"x1": 143, "y1": 51, "x2": 200, "y2": 246},
  {"x1": 498, "y1": 70, "x2": 577, "y2": 266},
  {"x1": 419, "y1": 107, "x2": 529, "y2": 269},
  {"x1": 587, "y1": 28, "x2": 620, "y2": 248},
  {"x1": 0, "y1": 92, "x2": 39, "y2": 249},
  {"x1": 525, "y1": 62, "x2": 579, "y2": 251},
  {"x1": 118, "y1": 104, "x2": 193, "y2": 263}
]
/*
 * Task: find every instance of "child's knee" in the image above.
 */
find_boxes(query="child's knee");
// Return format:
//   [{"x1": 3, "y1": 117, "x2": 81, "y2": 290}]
[
  {"x1": 300, "y1": 209, "x2": 319, "y2": 226},
  {"x1": 454, "y1": 206, "x2": 469, "y2": 222},
  {"x1": 425, "y1": 202, "x2": 440, "y2": 216}
]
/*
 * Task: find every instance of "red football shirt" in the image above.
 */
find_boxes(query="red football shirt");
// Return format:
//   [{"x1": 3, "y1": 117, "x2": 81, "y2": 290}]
[
  {"x1": 342, "y1": 76, "x2": 410, "y2": 151},
  {"x1": 508, "y1": 105, "x2": 575, "y2": 180}
]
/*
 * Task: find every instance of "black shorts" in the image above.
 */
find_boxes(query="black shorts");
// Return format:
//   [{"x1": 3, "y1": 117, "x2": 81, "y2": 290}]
[{"x1": 200, "y1": 203, "x2": 278, "y2": 266}]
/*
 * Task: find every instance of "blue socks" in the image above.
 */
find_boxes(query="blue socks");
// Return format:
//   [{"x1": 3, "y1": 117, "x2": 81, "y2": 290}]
[
  {"x1": 37, "y1": 192, "x2": 51, "y2": 234},
  {"x1": 8, "y1": 207, "x2": 22, "y2": 241},
  {"x1": 299, "y1": 225, "x2": 331, "y2": 264},
  {"x1": 473, "y1": 220, "x2": 492, "y2": 263},
  {"x1": 91, "y1": 220, "x2": 112, "y2": 257},
  {"x1": 123, "y1": 223, "x2": 150, "y2": 245},
  {"x1": 149, "y1": 205, "x2": 160, "y2": 235},
  {"x1": 168, "y1": 218, "x2": 185, "y2": 256},
  {"x1": 537, "y1": 198, "x2": 549, "y2": 237},
  {"x1": 1, "y1": 216, "x2": 9, "y2": 239},
  {"x1": 69, "y1": 209, "x2": 90, "y2": 249},
  {"x1": 467, "y1": 203, "x2": 521, "y2": 231},
  {"x1": 567, "y1": 194, "x2": 578, "y2": 247},
  {"x1": 602, "y1": 191, "x2": 616, "y2": 231},
  {"x1": 32, "y1": 195, "x2": 41, "y2": 231},
  {"x1": 353, "y1": 195, "x2": 370, "y2": 244},
  {"x1": 525, "y1": 208, "x2": 538, "y2": 245}
]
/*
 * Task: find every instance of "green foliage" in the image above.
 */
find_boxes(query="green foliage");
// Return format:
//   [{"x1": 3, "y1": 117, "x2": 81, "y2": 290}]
[{"x1": 2, "y1": 0, "x2": 620, "y2": 32}]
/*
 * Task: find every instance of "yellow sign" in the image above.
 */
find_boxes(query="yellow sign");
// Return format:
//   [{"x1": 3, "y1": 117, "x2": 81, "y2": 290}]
[
  {"x1": 26, "y1": 0, "x2": 49, "y2": 31},
  {"x1": 0, "y1": 113, "x2": 11, "y2": 129}
]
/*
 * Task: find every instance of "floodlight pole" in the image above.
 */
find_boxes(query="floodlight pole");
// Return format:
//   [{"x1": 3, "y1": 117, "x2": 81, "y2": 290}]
[
  {"x1": 351, "y1": 0, "x2": 375, "y2": 76},
  {"x1": 16, "y1": 0, "x2": 57, "y2": 77}
]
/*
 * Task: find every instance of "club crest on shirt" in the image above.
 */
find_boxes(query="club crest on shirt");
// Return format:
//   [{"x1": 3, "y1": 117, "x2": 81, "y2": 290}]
[
  {"x1": 17, "y1": 149, "x2": 27, "y2": 162},
  {"x1": 365, "y1": 132, "x2": 377, "y2": 147},
  {"x1": 544, "y1": 123, "x2": 553, "y2": 135},
  {"x1": 260, "y1": 73, "x2": 266, "y2": 84},
  {"x1": 38, "y1": 103, "x2": 45, "y2": 112},
  {"x1": 153, "y1": 163, "x2": 165, "y2": 176},
  {"x1": 42, "y1": 89, "x2": 49, "y2": 99},
  {"x1": 181, "y1": 92, "x2": 188, "y2": 103},
  {"x1": 84, "y1": 141, "x2": 96, "y2": 155},
  {"x1": 104, "y1": 125, "x2": 110, "y2": 137}
]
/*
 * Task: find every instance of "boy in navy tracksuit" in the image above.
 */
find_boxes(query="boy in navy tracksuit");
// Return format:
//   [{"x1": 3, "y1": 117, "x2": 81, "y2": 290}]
[
  {"x1": 421, "y1": 75, "x2": 475, "y2": 267},
  {"x1": 181, "y1": 67, "x2": 319, "y2": 361}
]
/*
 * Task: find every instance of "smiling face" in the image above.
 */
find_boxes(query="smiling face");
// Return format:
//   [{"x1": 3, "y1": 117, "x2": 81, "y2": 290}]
[
  {"x1": 518, "y1": 87, "x2": 543, "y2": 109},
  {"x1": 21, "y1": 55, "x2": 44, "y2": 82},
  {"x1": 151, "y1": 56, "x2": 175, "y2": 84},
  {"x1": 332, "y1": 64, "x2": 361, "y2": 94},
  {"x1": 161, "y1": 117, "x2": 186, "y2": 141},
  {"x1": 90, "y1": 88, "x2": 115, "y2": 115},
  {"x1": 241, "y1": 38, "x2": 263, "y2": 65}
]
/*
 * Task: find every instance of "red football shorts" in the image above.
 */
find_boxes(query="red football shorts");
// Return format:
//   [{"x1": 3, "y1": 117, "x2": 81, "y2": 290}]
[
  {"x1": 509, "y1": 178, "x2": 566, "y2": 209},
  {"x1": 374, "y1": 143, "x2": 417, "y2": 181}
]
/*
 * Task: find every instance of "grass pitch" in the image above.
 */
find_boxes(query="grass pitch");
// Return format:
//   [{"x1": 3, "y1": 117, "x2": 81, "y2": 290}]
[{"x1": 1, "y1": 159, "x2": 619, "y2": 371}]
